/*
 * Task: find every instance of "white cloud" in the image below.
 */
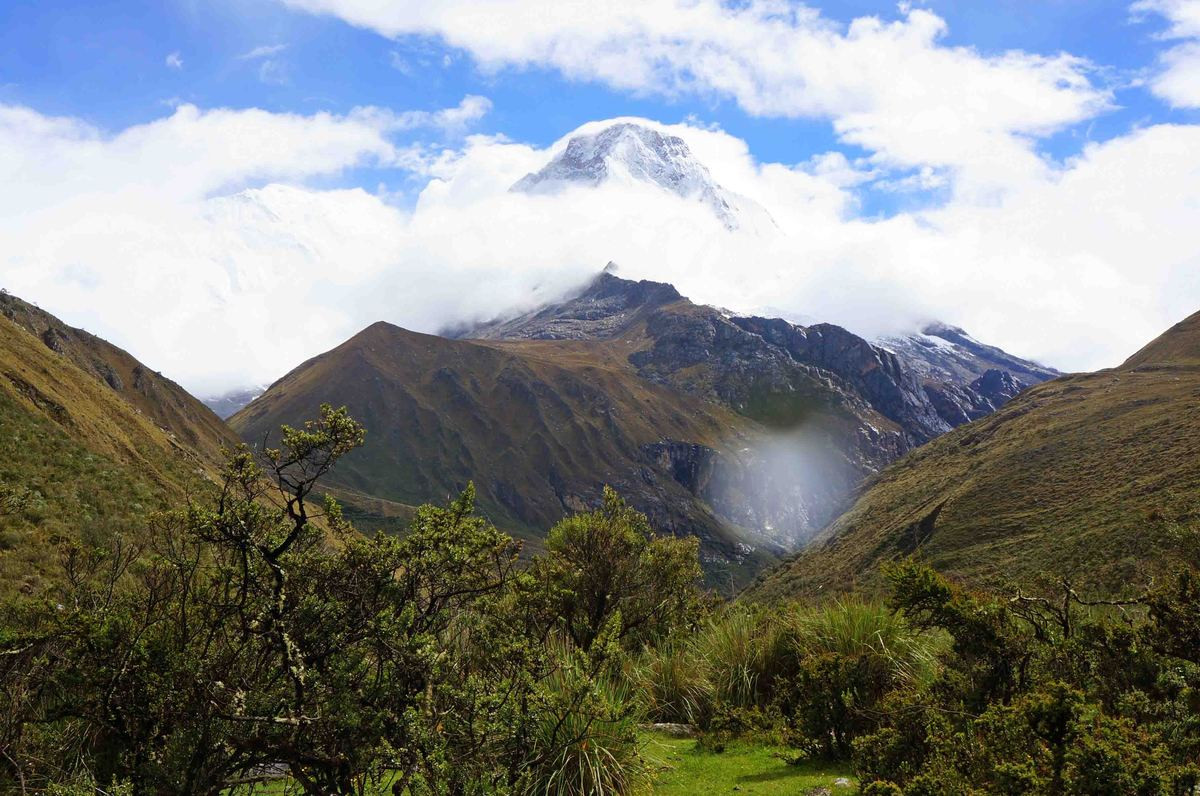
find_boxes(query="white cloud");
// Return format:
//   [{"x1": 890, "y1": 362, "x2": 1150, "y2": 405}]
[
  {"x1": 0, "y1": 99, "x2": 489, "y2": 394},
  {"x1": 274, "y1": 0, "x2": 1109, "y2": 192},
  {"x1": 388, "y1": 50, "x2": 413, "y2": 74},
  {"x1": 353, "y1": 117, "x2": 1200, "y2": 380},
  {"x1": 1133, "y1": 0, "x2": 1200, "y2": 107},
  {"x1": 257, "y1": 59, "x2": 289, "y2": 85},
  {"x1": 1, "y1": 102, "x2": 1198, "y2": 396},
  {"x1": 236, "y1": 43, "x2": 292, "y2": 86},
  {"x1": 165, "y1": 51, "x2": 183, "y2": 70}
]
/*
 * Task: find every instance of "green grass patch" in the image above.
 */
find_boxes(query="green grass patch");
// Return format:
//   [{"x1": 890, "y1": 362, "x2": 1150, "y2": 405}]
[
  {"x1": 231, "y1": 732, "x2": 856, "y2": 794},
  {"x1": 644, "y1": 731, "x2": 855, "y2": 794}
]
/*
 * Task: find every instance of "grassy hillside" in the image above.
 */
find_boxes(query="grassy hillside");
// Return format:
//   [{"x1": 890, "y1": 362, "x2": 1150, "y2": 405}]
[
  {"x1": 231, "y1": 322, "x2": 792, "y2": 583},
  {"x1": 751, "y1": 309, "x2": 1200, "y2": 599},
  {"x1": 0, "y1": 292, "x2": 238, "y2": 461},
  {"x1": 0, "y1": 308, "x2": 225, "y2": 595}
]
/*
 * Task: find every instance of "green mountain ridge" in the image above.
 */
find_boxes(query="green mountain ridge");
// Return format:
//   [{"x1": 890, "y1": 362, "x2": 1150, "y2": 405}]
[
  {"x1": 0, "y1": 292, "x2": 238, "y2": 462},
  {"x1": 230, "y1": 320, "x2": 787, "y2": 584},
  {"x1": 0, "y1": 299, "x2": 233, "y2": 594}
]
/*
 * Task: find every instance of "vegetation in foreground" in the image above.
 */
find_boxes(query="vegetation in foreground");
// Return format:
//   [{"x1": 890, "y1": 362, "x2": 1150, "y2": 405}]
[{"x1": 1, "y1": 406, "x2": 1199, "y2": 794}]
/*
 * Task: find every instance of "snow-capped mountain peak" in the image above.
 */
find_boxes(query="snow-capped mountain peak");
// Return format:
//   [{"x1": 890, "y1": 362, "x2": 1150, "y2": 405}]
[{"x1": 511, "y1": 122, "x2": 774, "y2": 232}]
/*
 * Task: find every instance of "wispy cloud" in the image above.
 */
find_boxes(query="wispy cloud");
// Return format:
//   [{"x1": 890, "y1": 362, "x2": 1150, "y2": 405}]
[
  {"x1": 238, "y1": 43, "x2": 289, "y2": 60},
  {"x1": 236, "y1": 44, "x2": 291, "y2": 85},
  {"x1": 388, "y1": 50, "x2": 412, "y2": 74},
  {"x1": 165, "y1": 51, "x2": 183, "y2": 70},
  {"x1": 257, "y1": 60, "x2": 289, "y2": 85},
  {"x1": 1132, "y1": 0, "x2": 1200, "y2": 107}
]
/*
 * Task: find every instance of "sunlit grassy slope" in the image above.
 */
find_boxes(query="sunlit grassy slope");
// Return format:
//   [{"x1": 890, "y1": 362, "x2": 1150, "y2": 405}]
[
  {"x1": 0, "y1": 309, "x2": 222, "y2": 595},
  {"x1": 0, "y1": 292, "x2": 238, "y2": 462},
  {"x1": 231, "y1": 321, "x2": 780, "y2": 582},
  {"x1": 646, "y1": 731, "x2": 855, "y2": 794},
  {"x1": 237, "y1": 730, "x2": 856, "y2": 794},
  {"x1": 752, "y1": 308, "x2": 1200, "y2": 599}
]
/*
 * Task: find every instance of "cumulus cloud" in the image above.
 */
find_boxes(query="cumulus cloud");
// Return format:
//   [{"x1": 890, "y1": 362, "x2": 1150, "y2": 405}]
[
  {"x1": 360, "y1": 117, "x2": 1200, "y2": 379},
  {"x1": 0, "y1": 99, "x2": 487, "y2": 394},
  {"x1": 1133, "y1": 0, "x2": 1200, "y2": 107},
  {"x1": 1, "y1": 100, "x2": 1198, "y2": 397},
  {"x1": 165, "y1": 51, "x2": 183, "y2": 70},
  {"x1": 9, "y1": 102, "x2": 1200, "y2": 396},
  {"x1": 274, "y1": 0, "x2": 1109, "y2": 193}
]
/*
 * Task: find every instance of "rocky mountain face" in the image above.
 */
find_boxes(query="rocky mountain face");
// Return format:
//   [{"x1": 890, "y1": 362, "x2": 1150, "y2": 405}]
[
  {"x1": 443, "y1": 269, "x2": 1050, "y2": 576},
  {"x1": 471, "y1": 270, "x2": 1048, "y2": 461},
  {"x1": 749, "y1": 308, "x2": 1200, "y2": 600},
  {"x1": 231, "y1": 321, "x2": 802, "y2": 587},
  {"x1": 511, "y1": 122, "x2": 776, "y2": 232},
  {"x1": 878, "y1": 324, "x2": 1057, "y2": 426}
]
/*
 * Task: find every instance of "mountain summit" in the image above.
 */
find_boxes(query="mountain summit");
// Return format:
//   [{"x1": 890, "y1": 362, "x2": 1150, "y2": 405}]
[{"x1": 511, "y1": 123, "x2": 774, "y2": 232}]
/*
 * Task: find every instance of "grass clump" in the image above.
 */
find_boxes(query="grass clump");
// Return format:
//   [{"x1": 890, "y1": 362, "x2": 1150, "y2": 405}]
[{"x1": 524, "y1": 638, "x2": 650, "y2": 796}]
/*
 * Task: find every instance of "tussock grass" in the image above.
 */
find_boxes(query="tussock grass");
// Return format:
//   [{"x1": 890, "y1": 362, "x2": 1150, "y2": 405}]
[
  {"x1": 784, "y1": 599, "x2": 939, "y2": 690},
  {"x1": 524, "y1": 639, "x2": 650, "y2": 796},
  {"x1": 634, "y1": 601, "x2": 937, "y2": 730},
  {"x1": 695, "y1": 608, "x2": 785, "y2": 710}
]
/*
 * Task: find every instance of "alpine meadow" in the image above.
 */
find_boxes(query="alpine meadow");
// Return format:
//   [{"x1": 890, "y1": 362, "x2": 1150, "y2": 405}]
[{"x1": 3, "y1": 1, "x2": 1200, "y2": 794}]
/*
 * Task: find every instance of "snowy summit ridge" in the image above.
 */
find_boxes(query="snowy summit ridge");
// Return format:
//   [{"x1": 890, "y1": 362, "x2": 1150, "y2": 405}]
[{"x1": 511, "y1": 122, "x2": 774, "y2": 232}]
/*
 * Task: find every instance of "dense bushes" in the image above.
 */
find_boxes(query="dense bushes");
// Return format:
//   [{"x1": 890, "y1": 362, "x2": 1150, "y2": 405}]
[
  {"x1": 631, "y1": 598, "x2": 936, "y2": 760},
  {"x1": 851, "y1": 559, "x2": 1200, "y2": 794},
  {"x1": 631, "y1": 548, "x2": 1200, "y2": 795},
  {"x1": 4, "y1": 404, "x2": 1200, "y2": 794},
  {"x1": 0, "y1": 407, "x2": 699, "y2": 795}
]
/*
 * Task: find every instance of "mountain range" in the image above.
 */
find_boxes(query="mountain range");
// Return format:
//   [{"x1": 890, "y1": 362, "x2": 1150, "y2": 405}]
[
  {"x1": 12, "y1": 118, "x2": 1191, "y2": 599},
  {"x1": 3, "y1": 268, "x2": 1195, "y2": 597},
  {"x1": 230, "y1": 267, "x2": 1051, "y2": 585},
  {"x1": 751, "y1": 307, "x2": 1200, "y2": 599}
]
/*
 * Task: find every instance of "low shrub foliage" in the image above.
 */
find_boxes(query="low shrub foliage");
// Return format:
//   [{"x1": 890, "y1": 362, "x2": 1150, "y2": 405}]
[{"x1": 3, "y1": 405, "x2": 1199, "y2": 794}]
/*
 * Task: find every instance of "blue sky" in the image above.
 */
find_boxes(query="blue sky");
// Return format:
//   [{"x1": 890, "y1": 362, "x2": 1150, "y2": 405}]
[
  {"x1": 2, "y1": 0, "x2": 1194, "y2": 209},
  {"x1": 2, "y1": 0, "x2": 1200, "y2": 391}
]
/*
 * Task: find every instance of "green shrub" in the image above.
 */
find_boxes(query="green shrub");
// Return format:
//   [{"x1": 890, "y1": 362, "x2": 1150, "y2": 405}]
[
  {"x1": 775, "y1": 600, "x2": 935, "y2": 759},
  {"x1": 786, "y1": 599, "x2": 937, "y2": 689},
  {"x1": 536, "y1": 487, "x2": 702, "y2": 651}
]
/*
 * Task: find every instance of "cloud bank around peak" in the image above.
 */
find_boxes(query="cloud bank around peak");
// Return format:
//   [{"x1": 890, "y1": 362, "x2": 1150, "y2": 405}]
[{"x1": 3, "y1": 96, "x2": 1199, "y2": 399}]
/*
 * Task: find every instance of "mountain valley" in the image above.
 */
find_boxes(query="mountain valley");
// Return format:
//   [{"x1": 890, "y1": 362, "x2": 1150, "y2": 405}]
[
  {"x1": 226, "y1": 267, "x2": 1053, "y2": 585},
  {"x1": 751, "y1": 308, "x2": 1200, "y2": 599}
]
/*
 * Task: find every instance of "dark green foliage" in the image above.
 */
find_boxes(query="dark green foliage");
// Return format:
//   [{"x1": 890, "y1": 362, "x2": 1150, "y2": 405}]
[
  {"x1": 630, "y1": 598, "x2": 934, "y2": 762},
  {"x1": 850, "y1": 558, "x2": 1200, "y2": 795},
  {"x1": 0, "y1": 407, "x2": 698, "y2": 795},
  {"x1": 535, "y1": 486, "x2": 702, "y2": 651}
]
